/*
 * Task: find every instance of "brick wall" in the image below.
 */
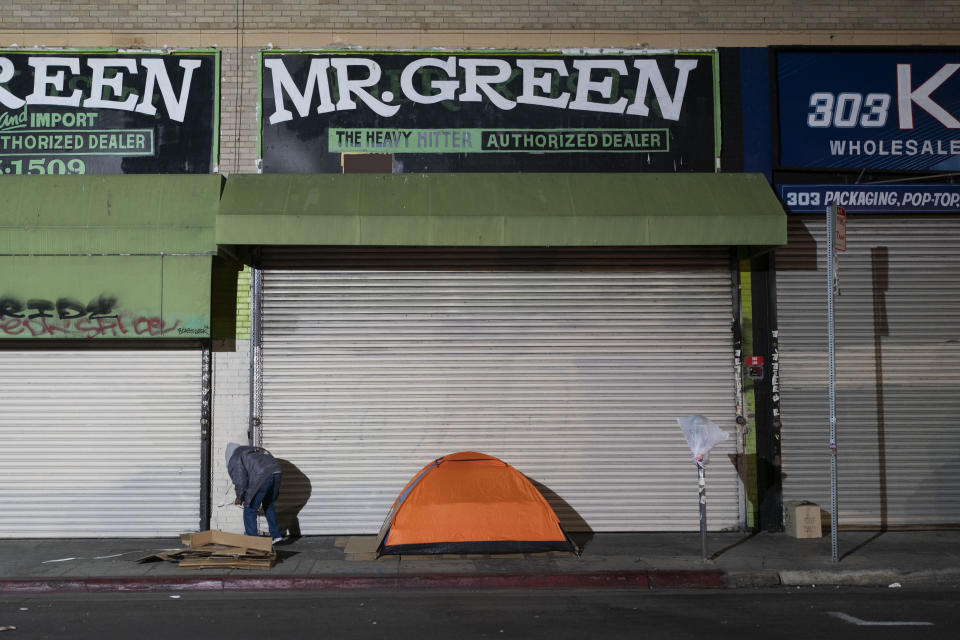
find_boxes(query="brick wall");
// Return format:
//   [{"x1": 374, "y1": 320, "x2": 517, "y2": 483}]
[
  {"x1": 3, "y1": 2, "x2": 957, "y2": 173},
  {"x1": 235, "y1": 266, "x2": 252, "y2": 340},
  {"x1": 211, "y1": 340, "x2": 251, "y2": 532},
  {"x1": 219, "y1": 47, "x2": 261, "y2": 174},
  {"x1": 211, "y1": 262, "x2": 251, "y2": 531},
  {"x1": 2, "y1": 1, "x2": 959, "y2": 31}
]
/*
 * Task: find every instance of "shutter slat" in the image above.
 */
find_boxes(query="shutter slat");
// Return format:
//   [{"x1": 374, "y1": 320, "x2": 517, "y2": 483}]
[
  {"x1": 259, "y1": 248, "x2": 742, "y2": 534},
  {"x1": 776, "y1": 215, "x2": 960, "y2": 526},
  {"x1": 0, "y1": 350, "x2": 201, "y2": 537}
]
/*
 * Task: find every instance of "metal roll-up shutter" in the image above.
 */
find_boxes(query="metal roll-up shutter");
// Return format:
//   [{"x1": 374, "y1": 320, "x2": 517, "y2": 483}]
[
  {"x1": 776, "y1": 215, "x2": 960, "y2": 527},
  {"x1": 259, "y1": 248, "x2": 741, "y2": 534},
  {"x1": 0, "y1": 348, "x2": 202, "y2": 537}
]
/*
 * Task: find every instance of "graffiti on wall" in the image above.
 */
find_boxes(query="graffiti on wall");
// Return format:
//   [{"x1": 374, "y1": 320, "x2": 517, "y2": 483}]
[{"x1": 0, "y1": 294, "x2": 207, "y2": 338}]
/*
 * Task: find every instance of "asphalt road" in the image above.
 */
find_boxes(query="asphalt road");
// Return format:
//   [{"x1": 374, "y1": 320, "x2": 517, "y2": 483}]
[{"x1": 1, "y1": 586, "x2": 958, "y2": 639}]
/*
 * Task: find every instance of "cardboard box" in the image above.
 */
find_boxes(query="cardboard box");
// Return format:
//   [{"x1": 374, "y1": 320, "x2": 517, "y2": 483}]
[
  {"x1": 138, "y1": 529, "x2": 276, "y2": 569},
  {"x1": 784, "y1": 501, "x2": 823, "y2": 538},
  {"x1": 185, "y1": 530, "x2": 274, "y2": 553}
]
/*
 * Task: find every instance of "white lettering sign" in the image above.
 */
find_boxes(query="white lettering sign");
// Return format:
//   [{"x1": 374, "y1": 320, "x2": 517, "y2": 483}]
[
  {"x1": 264, "y1": 55, "x2": 700, "y2": 124},
  {"x1": 0, "y1": 56, "x2": 205, "y2": 123},
  {"x1": 897, "y1": 63, "x2": 960, "y2": 129}
]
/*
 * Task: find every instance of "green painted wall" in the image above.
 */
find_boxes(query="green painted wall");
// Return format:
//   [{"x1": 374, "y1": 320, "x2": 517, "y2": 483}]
[
  {"x1": 0, "y1": 175, "x2": 221, "y2": 340},
  {"x1": 209, "y1": 258, "x2": 251, "y2": 344},
  {"x1": 739, "y1": 259, "x2": 757, "y2": 529}
]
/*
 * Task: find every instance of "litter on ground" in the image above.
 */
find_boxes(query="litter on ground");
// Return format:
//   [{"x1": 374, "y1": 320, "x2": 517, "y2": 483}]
[{"x1": 136, "y1": 530, "x2": 276, "y2": 570}]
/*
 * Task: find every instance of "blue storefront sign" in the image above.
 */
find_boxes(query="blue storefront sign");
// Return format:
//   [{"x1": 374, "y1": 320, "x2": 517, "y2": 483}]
[
  {"x1": 777, "y1": 51, "x2": 960, "y2": 171},
  {"x1": 778, "y1": 184, "x2": 960, "y2": 213}
]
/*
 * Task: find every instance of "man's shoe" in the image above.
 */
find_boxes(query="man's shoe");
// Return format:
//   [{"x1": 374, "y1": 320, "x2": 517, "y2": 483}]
[{"x1": 272, "y1": 536, "x2": 286, "y2": 544}]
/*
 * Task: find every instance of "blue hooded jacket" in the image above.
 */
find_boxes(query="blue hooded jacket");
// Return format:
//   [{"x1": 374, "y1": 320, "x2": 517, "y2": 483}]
[{"x1": 226, "y1": 443, "x2": 282, "y2": 506}]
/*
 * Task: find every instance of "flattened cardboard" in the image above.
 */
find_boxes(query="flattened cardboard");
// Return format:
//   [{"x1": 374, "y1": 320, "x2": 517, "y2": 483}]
[
  {"x1": 188, "y1": 530, "x2": 273, "y2": 553},
  {"x1": 344, "y1": 536, "x2": 378, "y2": 555},
  {"x1": 178, "y1": 556, "x2": 276, "y2": 570},
  {"x1": 136, "y1": 529, "x2": 277, "y2": 569},
  {"x1": 136, "y1": 551, "x2": 181, "y2": 564}
]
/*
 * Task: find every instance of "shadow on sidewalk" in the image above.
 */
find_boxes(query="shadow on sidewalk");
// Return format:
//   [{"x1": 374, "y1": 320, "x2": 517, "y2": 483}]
[
  {"x1": 528, "y1": 478, "x2": 595, "y2": 552},
  {"x1": 276, "y1": 459, "x2": 312, "y2": 542},
  {"x1": 840, "y1": 530, "x2": 885, "y2": 561},
  {"x1": 708, "y1": 531, "x2": 759, "y2": 561}
]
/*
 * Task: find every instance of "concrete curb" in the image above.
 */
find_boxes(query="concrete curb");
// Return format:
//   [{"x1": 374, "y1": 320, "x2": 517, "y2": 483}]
[
  {"x1": 722, "y1": 570, "x2": 782, "y2": 588},
  {"x1": 2, "y1": 568, "x2": 957, "y2": 594},
  {"x1": 778, "y1": 567, "x2": 960, "y2": 587},
  {"x1": 0, "y1": 570, "x2": 719, "y2": 594}
]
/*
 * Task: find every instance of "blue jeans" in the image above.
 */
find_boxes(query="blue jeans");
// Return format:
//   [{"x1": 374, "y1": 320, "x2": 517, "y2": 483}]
[{"x1": 243, "y1": 472, "x2": 282, "y2": 539}]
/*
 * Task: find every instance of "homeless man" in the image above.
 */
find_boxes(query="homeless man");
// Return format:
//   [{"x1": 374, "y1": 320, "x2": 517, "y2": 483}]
[{"x1": 226, "y1": 442, "x2": 284, "y2": 543}]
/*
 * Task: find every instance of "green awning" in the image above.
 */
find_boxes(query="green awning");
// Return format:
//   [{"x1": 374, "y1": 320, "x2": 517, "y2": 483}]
[
  {"x1": 0, "y1": 174, "x2": 221, "y2": 255},
  {"x1": 217, "y1": 173, "x2": 786, "y2": 249}
]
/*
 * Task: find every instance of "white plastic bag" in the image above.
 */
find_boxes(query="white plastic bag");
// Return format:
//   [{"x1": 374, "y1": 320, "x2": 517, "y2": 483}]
[{"x1": 677, "y1": 414, "x2": 729, "y2": 466}]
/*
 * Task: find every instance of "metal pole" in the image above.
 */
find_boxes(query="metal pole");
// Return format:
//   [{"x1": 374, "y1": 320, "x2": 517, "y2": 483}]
[
  {"x1": 698, "y1": 460, "x2": 707, "y2": 560},
  {"x1": 249, "y1": 264, "x2": 264, "y2": 447},
  {"x1": 826, "y1": 205, "x2": 839, "y2": 563},
  {"x1": 199, "y1": 344, "x2": 212, "y2": 531}
]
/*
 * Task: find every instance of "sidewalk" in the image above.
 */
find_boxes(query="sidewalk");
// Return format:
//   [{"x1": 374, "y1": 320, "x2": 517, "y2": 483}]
[{"x1": 2, "y1": 530, "x2": 959, "y2": 593}]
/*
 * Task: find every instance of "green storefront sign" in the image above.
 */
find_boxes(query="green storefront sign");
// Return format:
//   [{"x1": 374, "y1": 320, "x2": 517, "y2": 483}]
[{"x1": 328, "y1": 128, "x2": 670, "y2": 154}]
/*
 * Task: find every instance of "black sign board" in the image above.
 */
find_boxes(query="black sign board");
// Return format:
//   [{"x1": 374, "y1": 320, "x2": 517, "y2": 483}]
[
  {"x1": 260, "y1": 51, "x2": 718, "y2": 173},
  {"x1": 0, "y1": 50, "x2": 218, "y2": 175}
]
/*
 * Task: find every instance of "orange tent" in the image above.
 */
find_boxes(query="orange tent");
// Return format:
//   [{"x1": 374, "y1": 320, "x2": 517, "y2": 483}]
[{"x1": 376, "y1": 451, "x2": 575, "y2": 555}]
